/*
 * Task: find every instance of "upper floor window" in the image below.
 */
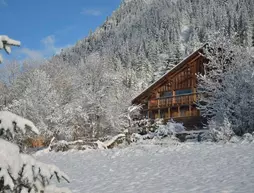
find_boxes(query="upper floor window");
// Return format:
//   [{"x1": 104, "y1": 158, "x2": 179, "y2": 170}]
[
  {"x1": 175, "y1": 89, "x2": 192, "y2": 95},
  {"x1": 160, "y1": 91, "x2": 172, "y2": 98}
]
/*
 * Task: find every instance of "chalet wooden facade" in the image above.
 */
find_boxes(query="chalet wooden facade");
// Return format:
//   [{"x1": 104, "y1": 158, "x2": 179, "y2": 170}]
[{"x1": 132, "y1": 48, "x2": 207, "y2": 129}]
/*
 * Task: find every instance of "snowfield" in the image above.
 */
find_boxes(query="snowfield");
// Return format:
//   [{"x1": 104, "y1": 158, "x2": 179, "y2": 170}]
[{"x1": 35, "y1": 142, "x2": 254, "y2": 193}]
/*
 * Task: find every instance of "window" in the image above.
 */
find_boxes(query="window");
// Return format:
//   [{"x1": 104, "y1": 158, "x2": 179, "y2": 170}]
[
  {"x1": 175, "y1": 89, "x2": 192, "y2": 95},
  {"x1": 161, "y1": 91, "x2": 172, "y2": 98}
]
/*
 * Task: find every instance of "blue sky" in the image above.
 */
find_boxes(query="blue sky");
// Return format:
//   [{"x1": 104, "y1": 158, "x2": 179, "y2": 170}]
[{"x1": 0, "y1": 0, "x2": 122, "y2": 61}]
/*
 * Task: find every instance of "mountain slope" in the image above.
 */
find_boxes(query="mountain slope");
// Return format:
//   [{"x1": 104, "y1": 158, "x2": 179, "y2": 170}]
[
  {"x1": 3, "y1": 0, "x2": 254, "y2": 139},
  {"x1": 60, "y1": 0, "x2": 254, "y2": 82}
]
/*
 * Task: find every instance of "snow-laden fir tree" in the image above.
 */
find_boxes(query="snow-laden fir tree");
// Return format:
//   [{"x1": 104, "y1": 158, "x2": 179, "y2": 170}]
[{"x1": 0, "y1": 111, "x2": 71, "y2": 193}]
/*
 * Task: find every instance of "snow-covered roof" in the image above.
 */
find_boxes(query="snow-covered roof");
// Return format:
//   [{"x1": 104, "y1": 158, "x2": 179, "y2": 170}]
[{"x1": 132, "y1": 46, "x2": 206, "y2": 103}]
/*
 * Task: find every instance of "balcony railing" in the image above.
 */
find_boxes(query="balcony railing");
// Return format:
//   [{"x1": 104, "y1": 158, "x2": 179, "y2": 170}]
[{"x1": 148, "y1": 93, "x2": 199, "y2": 109}]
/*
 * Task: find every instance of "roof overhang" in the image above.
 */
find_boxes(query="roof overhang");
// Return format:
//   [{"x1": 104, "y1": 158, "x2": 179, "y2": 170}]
[{"x1": 132, "y1": 45, "x2": 207, "y2": 104}]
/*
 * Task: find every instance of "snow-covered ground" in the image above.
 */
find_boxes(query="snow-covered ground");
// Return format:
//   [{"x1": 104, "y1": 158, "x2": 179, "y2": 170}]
[{"x1": 35, "y1": 142, "x2": 254, "y2": 193}]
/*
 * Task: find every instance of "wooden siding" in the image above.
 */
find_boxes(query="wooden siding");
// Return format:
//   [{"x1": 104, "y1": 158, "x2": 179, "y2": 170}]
[
  {"x1": 132, "y1": 47, "x2": 207, "y2": 129},
  {"x1": 147, "y1": 93, "x2": 199, "y2": 109}
]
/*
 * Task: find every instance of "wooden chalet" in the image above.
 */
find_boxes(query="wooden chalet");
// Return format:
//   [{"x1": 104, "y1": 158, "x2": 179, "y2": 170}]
[{"x1": 132, "y1": 47, "x2": 207, "y2": 129}]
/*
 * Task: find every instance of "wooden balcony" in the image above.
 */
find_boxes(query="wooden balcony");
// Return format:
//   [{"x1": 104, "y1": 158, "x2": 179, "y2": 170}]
[
  {"x1": 148, "y1": 93, "x2": 199, "y2": 109},
  {"x1": 140, "y1": 93, "x2": 201, "y2": 126}
]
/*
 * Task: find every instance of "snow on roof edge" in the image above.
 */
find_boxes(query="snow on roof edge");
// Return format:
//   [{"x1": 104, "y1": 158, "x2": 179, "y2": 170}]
[{"x1": 132, "y1": 44, "x2": 207, "y2": 103}]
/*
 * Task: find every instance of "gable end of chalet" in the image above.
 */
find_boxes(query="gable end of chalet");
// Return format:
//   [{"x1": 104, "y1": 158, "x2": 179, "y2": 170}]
[{"x1": 131, "y1": 46, "x2": 208, "y2": 129}]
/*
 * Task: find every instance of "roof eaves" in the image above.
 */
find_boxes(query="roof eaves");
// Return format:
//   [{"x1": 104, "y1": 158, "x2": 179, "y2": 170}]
[{"x1": 132, "y1": 45, "x2": 206, "y2": 104}]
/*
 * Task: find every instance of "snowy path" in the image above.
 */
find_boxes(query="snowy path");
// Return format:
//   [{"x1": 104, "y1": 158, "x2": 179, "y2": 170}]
[{"x1": 36, "y1": 143, "x2": 254, "y2": 193}]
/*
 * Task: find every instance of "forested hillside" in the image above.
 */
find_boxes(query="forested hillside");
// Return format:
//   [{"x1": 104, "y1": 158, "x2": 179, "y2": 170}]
[
  {"x1": 0, "y1": 0, "x2": 253, "y2": 141},
  {"x1": 61, "y1": 0, "x2": 254, "y2": 80}
]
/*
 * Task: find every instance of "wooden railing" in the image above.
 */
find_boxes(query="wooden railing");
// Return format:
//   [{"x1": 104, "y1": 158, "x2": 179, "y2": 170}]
[{"x1": 148, "y1": 93, "x2": 199, "y2": 109}]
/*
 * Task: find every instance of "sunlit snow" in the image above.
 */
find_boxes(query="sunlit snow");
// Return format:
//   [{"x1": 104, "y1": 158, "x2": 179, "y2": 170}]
[{"x1": 36, "y1": 143, "x2": 254, "y2": 193}]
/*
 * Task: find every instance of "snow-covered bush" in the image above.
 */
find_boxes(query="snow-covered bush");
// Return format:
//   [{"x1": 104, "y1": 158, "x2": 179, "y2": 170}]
[
  {"x1": 49, "y1": 139, "x2": 96, "y2": 152},
  {"x1": 132, "y1": 118, "x2": 152, "y2": 135},
  {"x1": 202, "y1": 117, "x2": 254, "y2": 143},
  {"x1": 207, "y1": 117, "x2": 235, "y2": 142},
  {"x1": 229, "y1": 135, "x2": 241, "y2": 143},
  {"x1": 242, "y1": 133, "x2": 253, "y2": 144},
  {"x1": 132, "y1": 118, "x2": 164, "y2": 136},
  {"x1": 0, "y1": 111, "x2": 71, "y2": 192},
  {"x1": 131, "y1": 119, "x2": 185, "y2": 143},
  {"x1": 130, "y1": 132, "x2": 155, "y2": 142},
  {"x1": 155, "y1": 120, "x2": 185, "y2": 137}
]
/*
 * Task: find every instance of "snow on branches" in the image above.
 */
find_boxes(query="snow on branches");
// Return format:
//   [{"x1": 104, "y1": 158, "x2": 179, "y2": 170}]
[
  {"x1": 197, "y1": 39, "x2": 254, "y2": 136},
  {"x1": 0, "y1": 35, "x2": 21, "y2": 63},
  {"x1": 0, "y1": 111, "x2": 39, "y2": 139},
  {"x1": 0, "y1": 111, "x2": 71, "y2": 192}
]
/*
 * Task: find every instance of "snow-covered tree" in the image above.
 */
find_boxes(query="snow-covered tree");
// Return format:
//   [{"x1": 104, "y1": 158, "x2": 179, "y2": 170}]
[
  {"x1": 59, "y1": 0, "x2": 254, "y2": 85},
  {"x1": 197, "y1": 38, "x2": 254, "y2": 136},
  {"x1": 0, "y1": 111, "x2": 71, "y2": 193},
  {"x1": 5, "y1": 69, "x2": 60, "y2": 136},
  {"x1": 2, "y1": 0, "x2": 254, "y2": 142},
  {"x1": 0, "y1": 36, "x2": 71, "y2": 192}
]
